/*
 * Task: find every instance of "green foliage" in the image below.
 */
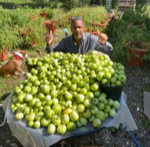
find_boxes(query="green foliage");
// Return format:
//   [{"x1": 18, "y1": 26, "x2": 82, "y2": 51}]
[
  {"x1": 135, "y1": 0, "x2": 150, "y2": 13},
  {"x1": 0, "y1": 26, "x2": 20, "y2": 51},
  {"x1": 106, "y1": 18, "x2": 150, "y2": 62},
  {"x1": 105, "y1": 8, "x2": 150, "y2": 62},
  {"x1": 59, "y1": 0, "x2": 80, "y2": 11},
  {"x1": 21, "y1": 16, "x2": 47, "y2": 48},
  {"x1": 32, "y1": 0, "x2": 46, "y2": 8},
  {"x1": 122, "y1": 9, "x2": 148, "y2": 25},
  {"x1": 42, "y1": 7, "x2": 56, "y2": 19}
]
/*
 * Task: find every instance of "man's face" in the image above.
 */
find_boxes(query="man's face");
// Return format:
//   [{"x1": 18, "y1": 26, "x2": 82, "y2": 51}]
[{"x1": 71, "y1": 20, "x2": 85, "y2": 40}]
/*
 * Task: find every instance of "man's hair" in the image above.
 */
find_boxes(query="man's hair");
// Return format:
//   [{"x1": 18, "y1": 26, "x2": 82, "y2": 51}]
[{"x1": 71, "y1": 17, "x2": 84, "y2": 25}]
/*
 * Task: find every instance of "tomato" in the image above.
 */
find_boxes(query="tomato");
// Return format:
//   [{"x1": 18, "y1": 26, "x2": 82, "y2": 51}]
[
  {"x1": 52, "y1": 104, "x2": 62, "y2": 114},
  {"x1": 33, "y1": 80, "x2": 40, "y2": 86},
  {"x1": 41, "y1": 117, "x2": 50, "y2": 127},
  {"x1": 83, "y1": 109, "x2": 91, "y2": 119},
  {"x1": 34, "y1": 120, "x2": 41, "y2": 129},
  {"x1": 113, "y1": 100, "x2": 120, "y2": 110},
  {"x1": 51, "y1": 98, "x2": 59, "y2": 105},
  {"x1": 70, "y1": 84, "x2": 77, "y2": 91},
  {"x1": 47, "y1": 124, "x2": 56, "y2": 134},
  {"x1": 108, "y1": 99, "x2": 114, "y2": 106},
  {"x1": 67, "y1": 122, "x2": 76, "y2": 131},
  {"x1": 61, "y1": 114, "x2": 70, "y2": 125},
  {"x1": 51, "y1": 90, "x2": 58, "y2": 98},
  {"x1": 91, "y1": 106, "x2": 99, "y2": 115},
  {"x1": 38, "y1": 92, "x2": 45, "y2": 100},
  {"x1": 77, "y1": 104, "x2": 85, "y2": 113},
  {"x1": 53, "y1": 117, "x2": 61, "y2": 126},
  {"x1": 80, "y1": 88, "x2": 87, "y2": 95},
  {"x1": 70, "y1": 110, "x2": 79, "y2": 122},
  {"x1": 57, "y1": 124, "x2": 67, "y2": 134},
  {"x1": 17, "y1": 93, "x2": 25, "y2": 103},
  {"x1": 28, "y1": 121, "x2": 34, "y2": 127},
  {"x1": 109, "y1": 108, "x2": 116, "y2": 117},
  {"x1": 35, "y1": 111, "x2": 44, "y2": 121},
  {"x1": 24, "y1": 94, "x2": 33, "y2": 102},
  {"x1": 96, "y1": 111, "x2": 105, "y2": 121},
  {"x1": 65, "y1": 91, "x2": 72, "y2": 100},
  {"x1": 94, "y1": 90, "x2": 101, "y2": 97},
  {"x1": 31, "y1": 86, "x2": 38, "y2": 95},
  {"x1": 15, "y1": 112, "x2": 24, "y2": 120},
  {"x1": 76, "y1": 94, "x2": 84, "y2": 103},
  {"x1": 30, "y1": 75, "x2": 38, "y2": 83},
  {"x1": 44, "y1": 105, "x2": 51, "y2": 113},
  {"x1": 91, "y1": 83, "x2": 99, "y2": 92},
  {"x1": 92, "y1": 118, "x2": 101, "y2": 128},
  {"x1": 79, "y1": 117, "x2": 87, "y2": 126},
  {"x1": 98, "y1": 103, "x2": 105, "y2": 110},
  {"x1": 46, "y1": 110, "x2": 54, "y2": 119},
  {"x1": 86, "y1": 92, "x2": 94, "y2": 99},
  {"x1": 41, "y1": 84, "x2": 50, "y2": 95},
  {"x1": 83, "y1": 99, "x2": 92, "y2": 108},
  {"x1": 92, "y1": 98, "x2": 98, "y2": 105},
  {"x1": 24, "y1": 106, "x2": 31, "y2": 115},
  {"x1": 27, "y1": 112, "x2": 35, "y2": 122}
]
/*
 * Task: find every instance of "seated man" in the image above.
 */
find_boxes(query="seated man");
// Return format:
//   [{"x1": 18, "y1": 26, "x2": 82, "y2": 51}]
[{"x1": 45, "y1": 17, "x2": 113, "y2": 54}]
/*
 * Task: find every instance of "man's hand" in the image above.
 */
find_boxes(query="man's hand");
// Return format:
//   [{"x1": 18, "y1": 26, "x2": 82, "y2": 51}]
[
  {"x1": 97, "y1": 31, "x2": 108, "y2": 45},
  {"x1": 45, "y1": 30, "x2": 53, "y2": 45}
]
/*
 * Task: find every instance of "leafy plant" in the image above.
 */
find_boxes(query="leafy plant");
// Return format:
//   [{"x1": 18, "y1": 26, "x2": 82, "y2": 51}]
[
  {"x1": 21, "y1": 17, "x2": 47, "y2": 48},
  {"x1": 42, "y1": 7, "x2": 56, "y2": 19},
  {"x1": 59, "y1": 0, "x2": 80, "y2": 11},
  {"x1": 0, "y1": 26, "x2": 20, "y2": 51}
]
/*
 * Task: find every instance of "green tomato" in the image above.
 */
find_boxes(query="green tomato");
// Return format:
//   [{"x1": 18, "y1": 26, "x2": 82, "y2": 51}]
[{"x1": 57, "y1": 124, "x2": 67, "y2": 134}]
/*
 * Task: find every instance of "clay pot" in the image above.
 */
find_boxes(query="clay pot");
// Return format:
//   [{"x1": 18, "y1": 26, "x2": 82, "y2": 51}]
[
  {"x1": 40, "y1": 12, "x2": 48, "y2": 18},
  {"x1": 44, "y1": 20, "x2": 56, "y2": 34},
  {"x1": 0, "y1": 48, "x2": 8, "y2": 61},
  {"x1": 21, "y1": 30, "x2": 37, "y2": 47},
  {"x1": 126, "y1": 41, "x2": 149, "y2": 67},
  {"x1": 92, "y1": 22, "x2": 99, "y2": 26}
]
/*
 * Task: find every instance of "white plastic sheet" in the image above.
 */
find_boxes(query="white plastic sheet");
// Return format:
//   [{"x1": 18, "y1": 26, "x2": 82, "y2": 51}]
[{"x1": 3, "y1": 92, "x2": 137, "y2": 147}]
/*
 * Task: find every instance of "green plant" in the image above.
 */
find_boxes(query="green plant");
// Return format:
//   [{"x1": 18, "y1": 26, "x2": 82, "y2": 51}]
[
  {"x1": 21, "y1": 17, "x2": 47, "y2": 48},
  {"x1": 122, "y1": 9, "x2": 148, "y2": 25},
  {"x1": 59, "y1": 0, "x2": 80, "y2": 11},
  {"x1": 42, "y1": 7, "x2": 56, "y2": 19},
  {"x1": 105, "y1": 18, "x2": 150, "y2": 62},
  {"x1": 0, "y1": 26, "x2": 20, "y2": 51}
]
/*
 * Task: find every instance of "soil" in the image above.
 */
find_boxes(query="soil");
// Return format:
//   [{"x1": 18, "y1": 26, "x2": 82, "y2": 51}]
[{"x1": 0, "y1": 59, "x2": 150, "y2": 147}]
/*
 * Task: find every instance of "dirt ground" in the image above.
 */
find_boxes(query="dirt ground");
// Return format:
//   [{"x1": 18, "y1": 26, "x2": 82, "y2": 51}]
[{"x1": 0, "y1": 60, "x2": 150, "y2": 147}]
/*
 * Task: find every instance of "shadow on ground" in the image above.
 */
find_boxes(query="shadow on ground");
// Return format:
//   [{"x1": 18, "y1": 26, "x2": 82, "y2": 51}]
[{"x1": 0, "y1": 93, "x2": 11, "y2": 101}]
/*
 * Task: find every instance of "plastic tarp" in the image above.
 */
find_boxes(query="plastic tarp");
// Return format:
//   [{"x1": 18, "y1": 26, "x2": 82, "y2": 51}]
[{"x1": 2, "y1": 92, "x2": 137, "y2": 147}]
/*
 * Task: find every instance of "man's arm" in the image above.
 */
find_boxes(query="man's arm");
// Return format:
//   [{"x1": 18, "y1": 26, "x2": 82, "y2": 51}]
[
  {"x1": 95, "y1": 32, "x2": 113, "y2": 54},
  {"x1": 45, "y1": 39, "x2": 65, "y2": 53},
  {"x1": 45, "y1": 30, "x2": 65, "y2": 53},
  {"x1": 95, "y1": 41, "x2": 113, "y2": 54}
]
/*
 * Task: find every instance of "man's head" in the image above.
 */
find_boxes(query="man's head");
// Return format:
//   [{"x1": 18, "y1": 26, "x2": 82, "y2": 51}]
[{"x1": 71, "y1": 17, "x2": 85, "y2": 41}]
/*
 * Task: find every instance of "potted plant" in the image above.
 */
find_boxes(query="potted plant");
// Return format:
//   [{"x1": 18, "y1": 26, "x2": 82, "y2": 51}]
[
  {"x1": 40, "y1": 7, "x2": 56, "y2": 19},
  {"x1": 44, "y1": 20, "x2": 56, "y2": 34},
  {"x1": 40, "y1": 8, "x2": 48, "y2": 18},
  {"x1": 125, "y1": 41, "x2": 150, "y2": 67},
  {"x1": 20, "y1": 17, "x2": 47, "y2": 48},
  {"x1": 0, "y1": 27, "x2": 20, "y2": 61}
]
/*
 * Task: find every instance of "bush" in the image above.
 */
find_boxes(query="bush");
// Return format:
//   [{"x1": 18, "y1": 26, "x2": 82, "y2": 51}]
[{"x1": 59, "y1": 0, "x2": 80, "y2": 11}]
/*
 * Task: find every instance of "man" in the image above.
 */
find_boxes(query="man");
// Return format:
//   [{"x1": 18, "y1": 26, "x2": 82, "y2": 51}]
[{"x1": 45, "y1": 17, "x2": 113, "y2": 54}]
